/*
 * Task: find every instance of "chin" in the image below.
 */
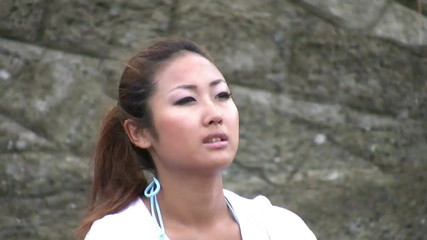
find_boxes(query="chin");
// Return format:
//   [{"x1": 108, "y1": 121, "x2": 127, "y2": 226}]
[
  {"x1": 208, "y1": 154, "x2": 235, "y2": 170},
  {"x1": 189, "y1": 155, "x2": 233, "y2": 175}
]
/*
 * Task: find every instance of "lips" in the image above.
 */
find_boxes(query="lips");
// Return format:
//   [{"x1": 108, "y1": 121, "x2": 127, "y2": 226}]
[
  {"x1": 203, "y1": 133, "x2": 228, "y2": 144},
  {"x1": 202, "y1": 133, "x2": 229, "y2": 149}
]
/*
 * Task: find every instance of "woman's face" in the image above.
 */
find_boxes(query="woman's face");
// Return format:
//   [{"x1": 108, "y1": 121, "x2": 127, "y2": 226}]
[{"x1": 146, "y1": 52, "x2": 239, "y2": 176}]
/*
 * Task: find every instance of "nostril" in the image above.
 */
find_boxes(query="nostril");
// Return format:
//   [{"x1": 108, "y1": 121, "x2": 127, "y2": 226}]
[
  {"x1": 209, "y1": 118, "x2": 222, "y2": 125},
  {"x1": 205, "y1": 107, "x2": 223, "y2": 126}
]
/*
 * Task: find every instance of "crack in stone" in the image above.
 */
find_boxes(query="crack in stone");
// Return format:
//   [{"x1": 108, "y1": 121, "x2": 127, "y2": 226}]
[
  {"x1": 233, "y1": 160, "x2": 284, "y2": 187},
  {"x1": 166, "y1": 0, "x2": 180, "y2": 35},
  {"x1": 365, "y1": 0, "x2": 395, "y2": 31}
]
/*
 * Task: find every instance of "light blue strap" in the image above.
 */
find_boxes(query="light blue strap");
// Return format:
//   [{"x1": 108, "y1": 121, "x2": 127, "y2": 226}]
[
  {"x1": 144, "y1": 177, "x2": 169, "y2": 240},
  {"x1": 225, "y1": 197, "x2": 240, "y2": 224}
]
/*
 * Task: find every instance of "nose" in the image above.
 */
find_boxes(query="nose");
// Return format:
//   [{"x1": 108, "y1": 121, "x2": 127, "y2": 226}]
[{"x1": 203, "y1": 100, "x2": 223, "y2": 126}]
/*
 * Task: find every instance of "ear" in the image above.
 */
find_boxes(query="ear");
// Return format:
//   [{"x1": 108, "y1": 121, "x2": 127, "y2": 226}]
[{"x1": 123, "y1": 119, "x2": 152, "y2": 149}]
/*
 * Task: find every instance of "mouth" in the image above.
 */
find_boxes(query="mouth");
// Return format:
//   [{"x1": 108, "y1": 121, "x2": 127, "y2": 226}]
[
  {"x1": 202, "y1": 133, "x2": 228, "y2": 149},
  {"x1": 203, "y1": 133, "x2": 228, "y2": 144}
]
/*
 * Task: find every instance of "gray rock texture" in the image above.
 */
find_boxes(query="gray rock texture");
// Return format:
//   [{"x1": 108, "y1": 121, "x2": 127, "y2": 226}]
[{"x1": 0, "y1": 0, "x2": 426, "y2": 240}]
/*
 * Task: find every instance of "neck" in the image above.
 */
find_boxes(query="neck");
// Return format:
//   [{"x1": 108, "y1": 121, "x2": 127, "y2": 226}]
[{"x1": 153, "y1": 171, "x2": 229, "y2": 227}]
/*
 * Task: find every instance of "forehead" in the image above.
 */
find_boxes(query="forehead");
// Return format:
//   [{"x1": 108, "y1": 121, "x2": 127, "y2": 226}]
[{"x1": 153, "y1": 52, "x2": 224, "y2": 90}]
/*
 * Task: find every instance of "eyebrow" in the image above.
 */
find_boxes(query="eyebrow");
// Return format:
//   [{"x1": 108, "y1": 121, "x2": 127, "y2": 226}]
[{"x1": 169, "y1": 79, "x2": 225, "y2": 92}]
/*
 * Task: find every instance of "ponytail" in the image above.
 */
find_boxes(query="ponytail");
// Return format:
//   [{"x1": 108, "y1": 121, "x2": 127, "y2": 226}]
[{"x1": 76, "y1": 106, "x2": 149, "y2": 238}]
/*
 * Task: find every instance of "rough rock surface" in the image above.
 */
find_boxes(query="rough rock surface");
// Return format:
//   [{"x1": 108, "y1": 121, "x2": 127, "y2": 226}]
[{"x1": 0, "y1": 0, "x2": 426, "y2": 239}]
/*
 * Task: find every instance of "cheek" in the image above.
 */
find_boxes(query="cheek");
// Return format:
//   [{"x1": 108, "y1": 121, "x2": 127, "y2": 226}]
[
  {"x1": 226, "y1": 104, "x2": 240, "y2": 140},
  {"x1": 154, "y1": 111, "x2": 195, "y2": 144},
  {"x1": 234, "y1": 109, "x2": 240, "y2": 137},
  {"x1": 229, "y1": 103, "x2": 239, "y2": 128}
]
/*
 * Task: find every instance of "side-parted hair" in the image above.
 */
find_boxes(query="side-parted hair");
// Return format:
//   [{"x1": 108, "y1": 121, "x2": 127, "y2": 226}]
[{"x1": 76, "y1": 39, "x2": 212, "y2": 239}]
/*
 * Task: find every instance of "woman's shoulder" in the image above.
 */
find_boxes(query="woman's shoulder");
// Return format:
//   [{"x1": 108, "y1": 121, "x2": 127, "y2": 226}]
[
  {"x1": 224, "y1": 189, "x2": 317, "y2": 240},
  {"x1": 84, "y1": 198, "x2": 158, "y2": 240}
]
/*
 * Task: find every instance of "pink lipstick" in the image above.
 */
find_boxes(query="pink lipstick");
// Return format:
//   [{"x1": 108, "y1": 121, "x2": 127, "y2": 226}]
[{"x1": 203, "y1": 133, "x2": 228, "y2": 149}]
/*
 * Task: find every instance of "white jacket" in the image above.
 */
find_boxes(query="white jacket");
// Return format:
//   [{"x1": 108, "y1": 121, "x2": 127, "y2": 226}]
[{"x1": 85, "y1": 189, "x2": 317, "y2": 240}]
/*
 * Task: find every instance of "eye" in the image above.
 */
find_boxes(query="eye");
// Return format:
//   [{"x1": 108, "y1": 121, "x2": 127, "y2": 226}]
[
  {"x1": 216, "y1": 91, "x2": 232, "y2": 100},
  {"x1": 174, "y1": 96, "x2": 196, "y2": 105}
]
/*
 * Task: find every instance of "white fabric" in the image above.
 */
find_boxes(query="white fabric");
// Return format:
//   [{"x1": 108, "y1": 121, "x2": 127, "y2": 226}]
[{"x1": 85, "y1": 189, "x2": 317, "y2": 240}]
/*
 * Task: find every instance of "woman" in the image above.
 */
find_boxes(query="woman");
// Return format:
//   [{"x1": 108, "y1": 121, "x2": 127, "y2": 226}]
[{"x1": 77, "y1": 39, "x2": 316, "y2": 240}]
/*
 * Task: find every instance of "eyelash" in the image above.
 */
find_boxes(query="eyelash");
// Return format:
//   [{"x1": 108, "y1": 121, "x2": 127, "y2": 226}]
[
  {"x1": 216, "y1": 91, "x2": 232, "y2": 100},
  {"x1": 174, "y1": 92, "x2": 232, "y2": 106},
  {"x1": 174, "y1": 96, "x2": 196, "y2": 105}
]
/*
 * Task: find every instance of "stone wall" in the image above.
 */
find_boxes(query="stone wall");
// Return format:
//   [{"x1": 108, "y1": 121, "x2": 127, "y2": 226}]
[{"x1": 0, "y1": 0, "x2": 426, "y2": 239}]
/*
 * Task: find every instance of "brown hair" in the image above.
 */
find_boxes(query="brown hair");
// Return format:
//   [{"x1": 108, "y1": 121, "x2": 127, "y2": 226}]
[{"x1": 76, "y1": 39, "x2": 212, "y2": 238}]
